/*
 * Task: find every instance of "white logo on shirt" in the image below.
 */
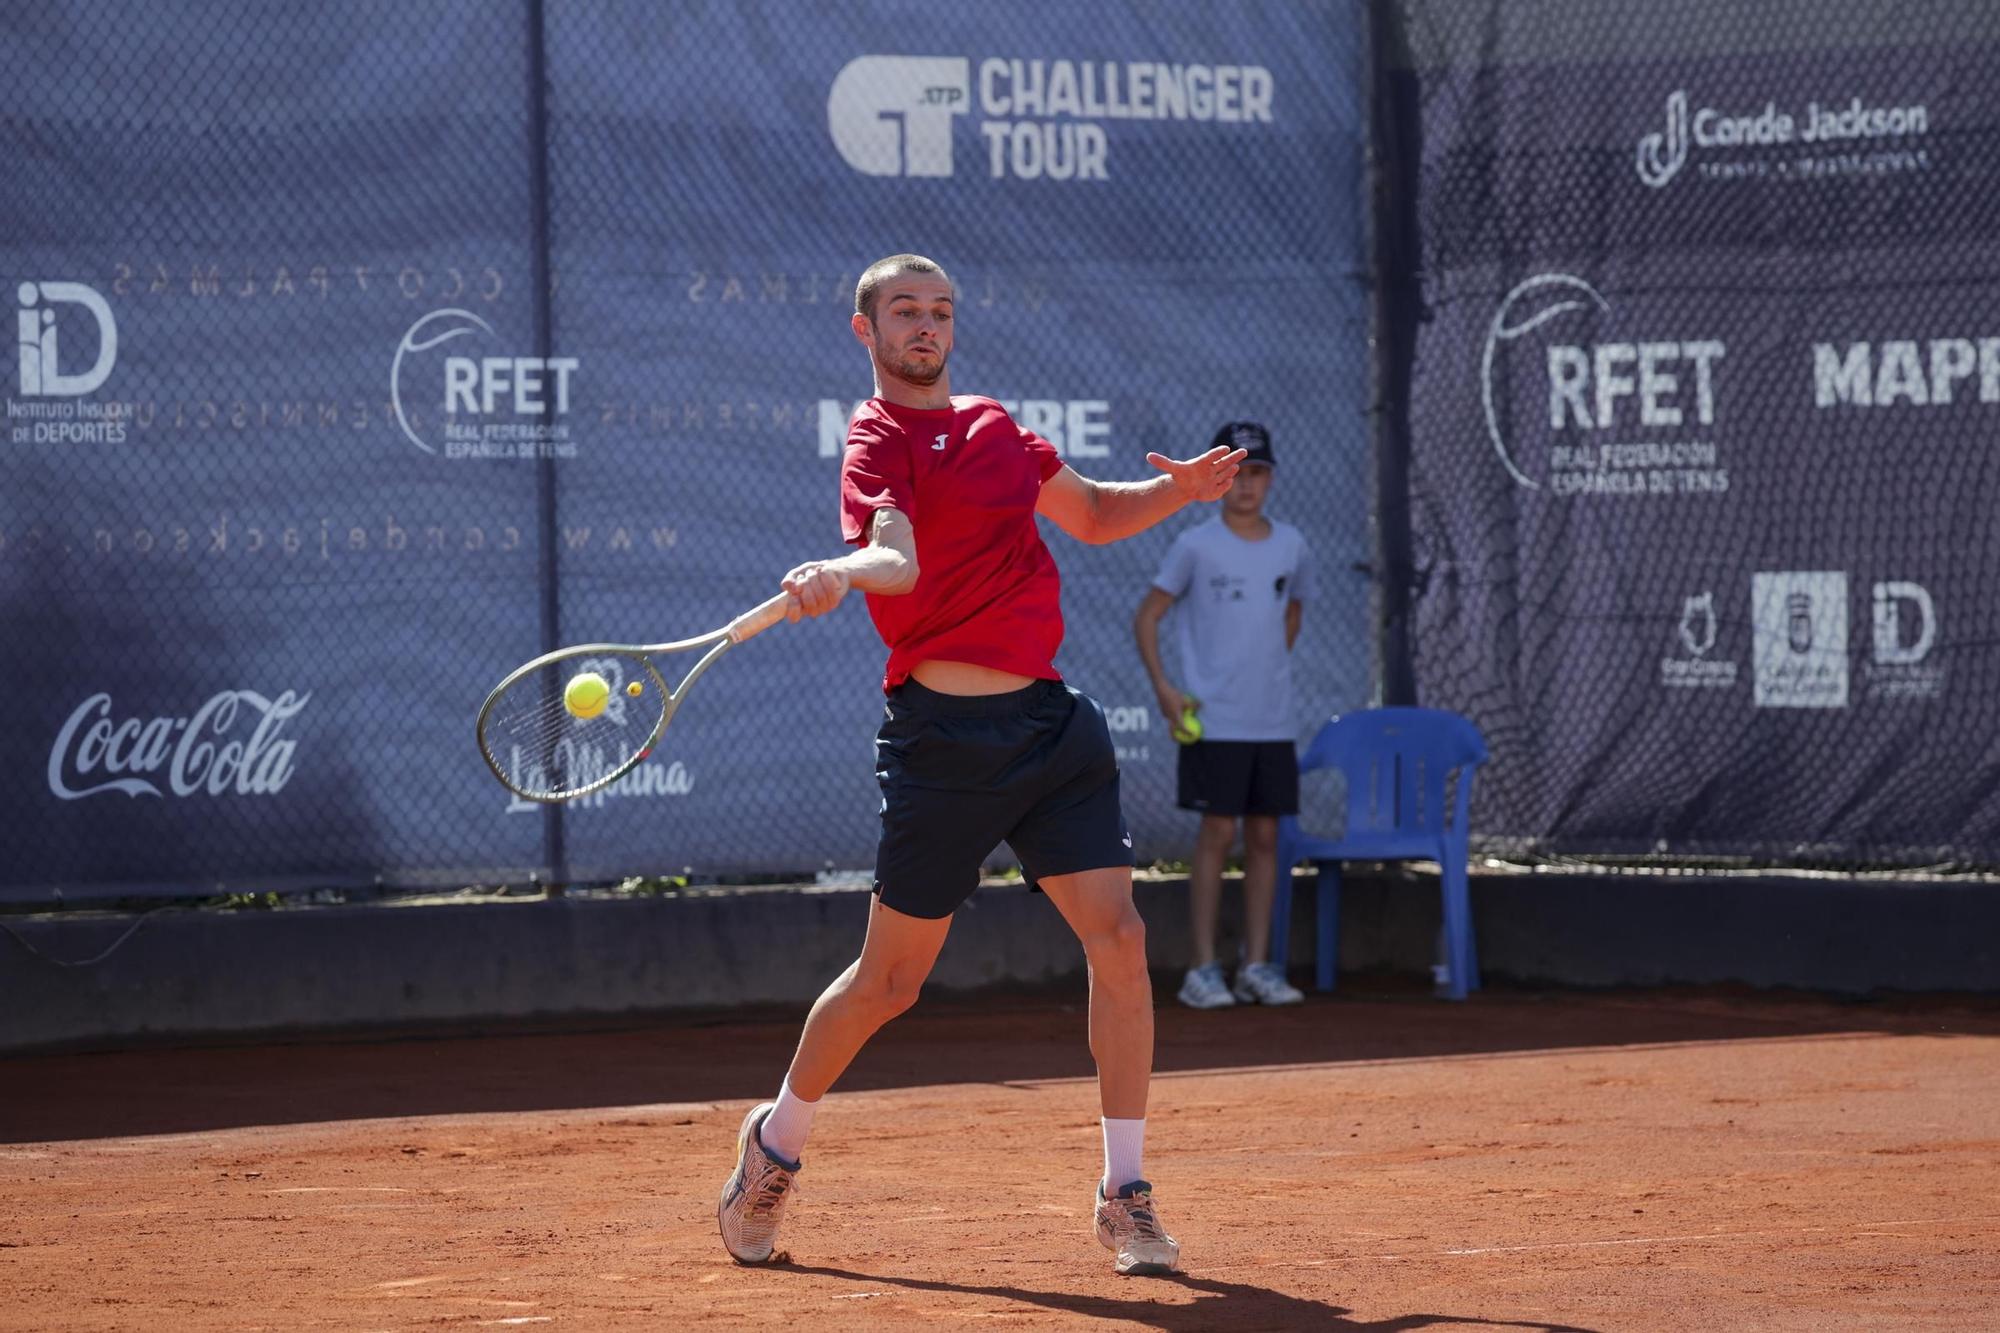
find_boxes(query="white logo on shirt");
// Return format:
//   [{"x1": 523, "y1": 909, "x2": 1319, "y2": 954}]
[{"x1": 932, "y1": 433, "x2": 948, "y2": 451}]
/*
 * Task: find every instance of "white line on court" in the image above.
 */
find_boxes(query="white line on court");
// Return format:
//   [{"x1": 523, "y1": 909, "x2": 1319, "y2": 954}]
[
  {"x1": 1355, "y1": 1213, "x2": 2000, "y2": 1261},
  {"x1": 1000, "y1": 1028, "x2": 1943, "y2": 1090}
]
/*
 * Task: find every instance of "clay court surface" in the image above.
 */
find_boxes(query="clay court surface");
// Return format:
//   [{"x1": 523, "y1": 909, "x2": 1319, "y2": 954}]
[{"x1": 2, "y1": 986, "x2": 1997, "y2": 1331}]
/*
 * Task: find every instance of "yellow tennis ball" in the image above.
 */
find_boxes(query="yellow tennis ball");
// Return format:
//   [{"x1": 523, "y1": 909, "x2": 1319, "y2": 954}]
[
  {"x1": 564, "y1": 671, "x2": 610, "y2": 720},
  {"x1": 626, "y1": 681, "x2": 643, "y2": 697},
  {"x1": 1172, "y1": 702, "x2": 1203, "y2": 745}
]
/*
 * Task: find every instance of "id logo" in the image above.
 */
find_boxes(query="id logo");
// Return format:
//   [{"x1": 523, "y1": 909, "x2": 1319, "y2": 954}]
[
  {"x1": 17, "y1": 281, "x2": 117, "y2": 397},
  {"x1": 8, "y1": 281, "x2": 127, "y2": 444},
  {"x1": 1751, "y1": 572, "x2": 1848, "y2": 709},
  {"x1": 827, "y1": 57, "x2": 970, "y2": 177},
  {"x1": 1867, "y1": 580, "x2": 1944, "y2": 700}
]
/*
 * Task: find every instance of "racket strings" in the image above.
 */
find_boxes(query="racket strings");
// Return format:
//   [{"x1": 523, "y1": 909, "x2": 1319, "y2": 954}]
[{"x1": 482, "y1": 653, "x2": 667, "y2": 799}]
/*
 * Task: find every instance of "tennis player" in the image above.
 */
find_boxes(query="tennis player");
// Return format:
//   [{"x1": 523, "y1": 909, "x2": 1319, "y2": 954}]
[{"x1": 717, "y1": 253, "x2": 1244, "y2": 1277}]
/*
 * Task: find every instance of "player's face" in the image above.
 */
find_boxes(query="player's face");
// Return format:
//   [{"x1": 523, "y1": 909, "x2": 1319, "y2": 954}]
[
  {"x1": 861, "y1": 275, "x2": 955, "y2": 386},
  {"x1": 1223, "y1": 462, "x2": 1273, "y2": 516}
]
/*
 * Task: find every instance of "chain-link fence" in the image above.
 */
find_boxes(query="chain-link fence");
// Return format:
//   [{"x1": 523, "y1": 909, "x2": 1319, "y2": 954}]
[
  {"x1": 0, "y1": 1, "x2": 1376, "y2": 900},
  {"x1": 12, "y1": 0, "x2": 1999, "y2": 899}
]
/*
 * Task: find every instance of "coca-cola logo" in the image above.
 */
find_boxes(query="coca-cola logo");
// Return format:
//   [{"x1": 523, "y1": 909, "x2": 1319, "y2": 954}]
[{"x1": 48, "y1": 690, "x2": 309, "y2": 800}]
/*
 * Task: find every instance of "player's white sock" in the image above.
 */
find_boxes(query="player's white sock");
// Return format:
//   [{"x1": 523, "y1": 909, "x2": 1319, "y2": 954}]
[
  {"x1": 759, "y1": 1077, "x2": 817, "y2": 1165},
  {"x1": 1101, "y1": 1116, "x2": 1146, "y2": 1194}
]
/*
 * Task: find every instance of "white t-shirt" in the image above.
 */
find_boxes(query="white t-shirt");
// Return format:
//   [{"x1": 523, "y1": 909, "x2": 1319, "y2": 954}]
[{"x1": 1151, "y1": 515, "x2": 1313, "y2": 741}]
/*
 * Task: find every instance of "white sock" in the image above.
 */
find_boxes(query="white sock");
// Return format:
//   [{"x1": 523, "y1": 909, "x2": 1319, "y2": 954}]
[
  {"x1": 1101, "y1": 1116, "x2": 1146, "y2": 1195},
  {"x1": 758, "y1": 1078, "x2": 818, "y2": 1165}
]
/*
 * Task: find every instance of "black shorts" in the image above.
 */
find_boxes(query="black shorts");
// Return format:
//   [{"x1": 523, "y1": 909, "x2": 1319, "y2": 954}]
[
  {"x1": 873, "y1": 677, "x2": 1132, "y2": 919},
  {"x1": 1176, "y1": 739, "x2": 1299, "y2": 818}
]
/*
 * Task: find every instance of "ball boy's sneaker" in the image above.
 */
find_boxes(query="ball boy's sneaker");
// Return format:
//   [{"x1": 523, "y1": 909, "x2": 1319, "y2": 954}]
[
  {"x1": 1232, "y1": 961, "x2": 1305, "y2": 1006},
  {"x1": 1094, "y1": 1179, "x2": 1182, "y2": 1276},
  {"x1": 1177, "y1": 962, "x2": 1237, "y2": 1010},
  {"x1": 717, "y1": 1102, "x2": 800, "y2": 1264}
]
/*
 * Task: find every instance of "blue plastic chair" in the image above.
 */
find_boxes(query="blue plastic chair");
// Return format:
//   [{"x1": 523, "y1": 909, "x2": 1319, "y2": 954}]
[{"x1": 1272, "y1": 708, "x2": 1489, "y2": 1000}]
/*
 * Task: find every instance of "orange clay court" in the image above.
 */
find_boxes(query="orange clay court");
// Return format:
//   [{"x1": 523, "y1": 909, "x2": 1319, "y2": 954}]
[{"x1": 3, "y1": 985, "x2": 1996, "y2": 1331}]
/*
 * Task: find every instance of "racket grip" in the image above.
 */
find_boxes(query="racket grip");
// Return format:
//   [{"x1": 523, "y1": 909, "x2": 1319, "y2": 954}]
[{"x1": 728, "y1": 590, "x2": 793, "y2": 644}]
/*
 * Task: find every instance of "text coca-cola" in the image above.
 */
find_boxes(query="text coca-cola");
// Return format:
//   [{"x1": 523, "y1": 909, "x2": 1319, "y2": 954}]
[{"x1": 47, "y1": 690, "x2": 309, "y2": 799}]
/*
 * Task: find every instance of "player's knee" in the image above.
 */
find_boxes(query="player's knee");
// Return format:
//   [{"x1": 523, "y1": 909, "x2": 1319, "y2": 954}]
[
  {"x1": 852, "y1": 963, "x2": 925, "y2": 1019},
  {"x1": 1085, "y1": 908, "x2": 1148, "y2": 972},
  {"x1": 1243, "y1": 818, "x2": 1279, "y2": 856}
]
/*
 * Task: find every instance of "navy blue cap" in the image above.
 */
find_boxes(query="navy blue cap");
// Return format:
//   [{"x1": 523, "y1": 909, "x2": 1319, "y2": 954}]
[{"x1": 1211, "y1": 420, "x2": 1273, "y2": 466}]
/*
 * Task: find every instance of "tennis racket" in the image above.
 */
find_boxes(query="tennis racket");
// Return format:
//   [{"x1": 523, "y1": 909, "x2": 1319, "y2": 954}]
[{"x1": 476, "y1": 590, "x2": 791, "y2": 803}]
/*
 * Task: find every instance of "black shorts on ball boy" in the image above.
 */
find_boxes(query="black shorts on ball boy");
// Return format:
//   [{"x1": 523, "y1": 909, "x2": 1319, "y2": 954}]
[
  {"x1": 873, "y1": 677, "x2": 1133, "y2": 919},
  {"x1": 1176, "y1": 739, "x2": 1299, "y2": 818}
]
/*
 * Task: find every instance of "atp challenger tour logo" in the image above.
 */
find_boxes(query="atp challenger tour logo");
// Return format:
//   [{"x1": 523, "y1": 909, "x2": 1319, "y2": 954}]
[
  {"x1": 48, "y1": 690, "x2": 309, "y2": 799},
  {"x1": 1482, "y1": 274, "x2": 1728, "y2": 498},
  {"x1": 391, "y1": 308, "x2": 580, "y2": 460},
  {"x1": 1636, "y1": 87, "x2": 1931, "y2": 187},
  {"x1": 8, "y1": 281, "x2": 127, "y2": 444},
  {"x1": 828, "y1": 54, "x2": 1274, "y2": 181}
]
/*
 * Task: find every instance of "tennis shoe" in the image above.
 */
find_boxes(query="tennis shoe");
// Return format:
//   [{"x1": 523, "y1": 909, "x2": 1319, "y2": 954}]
[
  {"x1": 1232, "y1": 961, "x2": 1304, "y2": 1006},
  {"x1": 1177, "y1": 962, "x2": 1236, "y2": 1010},
  {"x1": 1094, "y1": 1179, "x2": 1181, "y2": 1276},
  {"x1": 717, "y1": 1102, "x2": 799, "y2": 1264}
]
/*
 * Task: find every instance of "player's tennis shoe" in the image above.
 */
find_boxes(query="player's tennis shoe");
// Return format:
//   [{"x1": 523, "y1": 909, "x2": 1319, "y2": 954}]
[
  {"x1": 1094, "y1": 1179, "x2": 1181, "y2": 1276},
  {"x1": 1177, "y1": 962, "x2": 1236, "y2": 1009},
  {"x1": 1232, "y1": 961, "x2": 1305, "y2": 1006},
  {"x1": 717, "y1": 1102, "x2": 799, "y2": 1264}
]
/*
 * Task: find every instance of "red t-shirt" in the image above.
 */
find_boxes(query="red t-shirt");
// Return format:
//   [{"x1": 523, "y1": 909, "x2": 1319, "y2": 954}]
[{"x1": 840, "y1": 395, "x2": 1068, "y2": 690}]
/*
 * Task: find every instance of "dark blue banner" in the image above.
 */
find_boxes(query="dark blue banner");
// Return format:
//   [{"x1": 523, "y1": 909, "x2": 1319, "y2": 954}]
[
  {"x1": 1402, "y1": 3, "x2": 2000, "y2": 861},
  {"x1": 0, "y1": 2, "x2": 1371, "y2": 895}
]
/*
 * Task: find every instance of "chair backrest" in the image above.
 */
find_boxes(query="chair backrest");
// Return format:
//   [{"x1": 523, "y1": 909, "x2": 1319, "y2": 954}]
[{"x1": 1299, "y1": 707, "x2": 1488, "y2": 852}]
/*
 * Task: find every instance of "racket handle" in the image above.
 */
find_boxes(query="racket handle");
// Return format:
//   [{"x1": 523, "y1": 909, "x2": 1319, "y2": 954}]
[{"x1": 728, "y1": 590, "x2": 793, "y2": 644}]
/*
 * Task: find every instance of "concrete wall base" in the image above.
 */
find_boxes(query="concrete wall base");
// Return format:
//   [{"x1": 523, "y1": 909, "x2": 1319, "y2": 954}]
[{"x1": 3, "y1": 868, "x2": 1993, "y2": 1053}]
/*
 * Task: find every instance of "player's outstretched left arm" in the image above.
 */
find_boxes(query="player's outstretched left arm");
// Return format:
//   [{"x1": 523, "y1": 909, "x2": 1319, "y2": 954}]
[{"x1": 1035, "y1": 446, "x2": 1246, "y2": 545}]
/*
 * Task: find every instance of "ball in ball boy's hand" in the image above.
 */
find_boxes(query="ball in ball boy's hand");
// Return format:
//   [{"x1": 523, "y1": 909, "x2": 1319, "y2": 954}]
[{"x1": 1171, "y1": 701, "x2": 1203, "y2": 745}]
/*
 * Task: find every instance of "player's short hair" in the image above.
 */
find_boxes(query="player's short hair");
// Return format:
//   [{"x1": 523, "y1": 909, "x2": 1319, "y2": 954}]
[{"x1": 855, "y1": 254, "x2": 954, "y2": 322}]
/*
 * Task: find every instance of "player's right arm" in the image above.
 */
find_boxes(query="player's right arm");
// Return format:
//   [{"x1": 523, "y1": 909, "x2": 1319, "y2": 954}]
[
  {"x1": 782, "y1": 508, "x2": 917, "y2": 620},
  {"x1": 1133, "y1": 587, "x2": 1189, "y2": 720},
  {"x1": 784, "y1": 411, "x2": 921, "y2": 620}
]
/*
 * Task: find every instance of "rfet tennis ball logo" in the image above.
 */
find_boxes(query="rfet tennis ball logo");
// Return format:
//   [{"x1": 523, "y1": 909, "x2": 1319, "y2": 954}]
[
  {"x1": 1482, "y1": 274, "x2": 1608, "y2": 489},
  {"x1": 390, "y1": 308, "x2": 580, "y2": 460},
  {"x1": 1480, "y1": 273, "x2": 1730, "y2": 499}
]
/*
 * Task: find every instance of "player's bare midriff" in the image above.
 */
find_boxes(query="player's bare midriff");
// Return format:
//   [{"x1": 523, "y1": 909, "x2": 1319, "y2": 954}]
[{"x1": 909, "y1": 659, "x2": 1038, "y2": 695}]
